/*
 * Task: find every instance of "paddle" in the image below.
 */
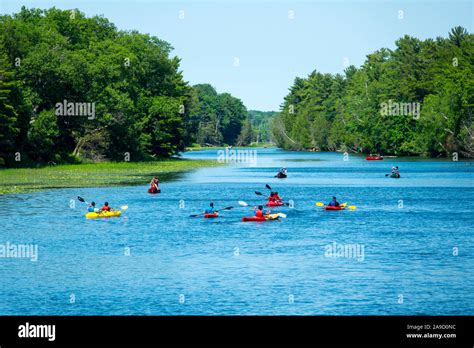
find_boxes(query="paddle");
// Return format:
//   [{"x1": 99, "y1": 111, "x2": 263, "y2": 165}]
[
  {"x1": 77, "y1": 196, "x2": 128, "y2": 211},
  {"x1": 189, "y1": 206, "x2": 233, "y2": 218},
  {"x1": 265, "y1": 184, "x2": 272, "y2": 190},
  {"x1": 315, "y1": 201, "x2": 357, "y2": 210}
]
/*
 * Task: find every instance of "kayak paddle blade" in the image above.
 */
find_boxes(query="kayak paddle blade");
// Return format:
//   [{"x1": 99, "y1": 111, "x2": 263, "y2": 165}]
[
  {"x1": 255, "y1": 191, "x2": 263, "y2": 196},
  {"x1": 315, "y1": 202, "x2": 324, "y2": 207},
  {"x1": 265, "y1": 184, "x2": 272, "y2": 190},
  {"x1": 238, "y1": 201, "x2": 249, "y2": 207},
  {"x1": 120, "y1": 205, "x2": 128, "y2": 210},
  {"x1": 348, "y1": 205, "x2": 357, "y2": 210},
  {"x1": 278, "y1": 213, "x2": 287, "y2": 218},
  {"x1": 77, "y1": 196, "x2": 85, "y2": 203}
]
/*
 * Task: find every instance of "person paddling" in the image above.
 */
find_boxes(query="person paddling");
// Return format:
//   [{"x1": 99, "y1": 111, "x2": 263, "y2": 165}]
[
  {"x1": 204, "y1": 202, "x2": 215, "y2": 214},
  {"x1": 150, "y1": 176, "x2": 160, "y2": 193},
  {"x1": 88, "y1": 201, "x2": 99, "y2": 213},
  {"x1": 274, "y1": 192, "x2": 283, "y2": 203},
  {"x1": 328, "y1": 196, "x2": 340, "y2": 207},
  {"x1": 101, "y1": 202, "x2": 114, "y2": 211},
  {"x1": 254, "y1": 205, "x2": 268, "y2": 218},
  {"x1": 267, "y1": 192, "x2": 276, "y2": 202}
]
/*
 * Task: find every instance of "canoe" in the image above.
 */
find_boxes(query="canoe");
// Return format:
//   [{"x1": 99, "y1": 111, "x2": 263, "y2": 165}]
[
  {"x1": 204, "y1": 213, "x2": 219, "y2": 218},
  {"x1": 242, "y1": 213, "x2": 281, "y2": 222},
  {"x1": 266, "y1": 201, "x2": 284, "y2": 207},
  {"x1": 148, "y1": 188, "x2": 161, "y2": 194},
  {"x1": 86, "y1": 210, "x2": 121, "y2": 219},
  {"x1": 366, "y1": 156, "x2": 383, "y2": 160}
]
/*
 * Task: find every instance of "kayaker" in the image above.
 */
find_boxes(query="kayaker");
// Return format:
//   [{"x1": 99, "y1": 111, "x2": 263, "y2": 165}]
[
  {"x1": 282, "y1": 168, "x2": 287, "y2": 175},
  {"x1": 395, "y1": 166, "x2": 400, "y2": 174},
  {"x1": 150, "y1": 176, "x2": 160, "y2": 192},
  {"x1": 204, "y1": 202, "x2": 215, "y2": 214},
  {"x1": 328, "y1": 196, "x2": 340, "y2": 207},
  {"x1": 101, "y1": 202, "x2": 114, "y2": 211},
  {"x1": 254, "y1": 205, "x2": 268, "y2": 217},
  {"x1": 267, "y1": 192, "x2": 276, "y2": 202},
  {"x1": 88, "y1": 201, "x2": 99, "y2": 213},
  {"x1": 274, "y1": 192, "x2": 283, "y2": 203}
]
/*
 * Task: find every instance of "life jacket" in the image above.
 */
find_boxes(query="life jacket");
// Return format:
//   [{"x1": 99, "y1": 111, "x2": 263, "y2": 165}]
[
  {"x1": 102, "y1": 205, "x2": 110, "y2": 211},
  {"x1": 255, "y1": 209, "x2": 264, "y2": 217},
  {"x1": 274, "y1": 195, "x2": 282, "y2": 201}
]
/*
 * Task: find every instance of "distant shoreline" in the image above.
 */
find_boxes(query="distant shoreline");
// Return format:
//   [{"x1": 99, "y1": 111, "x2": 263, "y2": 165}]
[{"x1": 0, "y1": 159, "x2": 221, "y2": 195}]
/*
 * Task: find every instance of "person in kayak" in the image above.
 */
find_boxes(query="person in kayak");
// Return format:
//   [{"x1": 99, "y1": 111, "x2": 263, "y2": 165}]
[
  {"x1": 150, "y1": 176, "x2": 160, "y2": 192},
  {"x1": 101, "y1": 202, "x2": 114, "y2": 211},
  {"x1": 254, "y1": 205, "x2": 269, "y2": 218},
  {"x1": 274, "y1": 192, "x2": 283, "y2": 203},
  {"x1": 328, "y1": 196, "x2": 340, "y2": 207},
  {"x1": 267, "y1": 192, "x2": 276, "y2": 202},
  {"x1": 88, "y1": 201, "x2": 99, "y2": 213},
  {"x1": 204, "y1": 202, "x2": 215, "y2": 214},
  {"x1": 282, "y1": 168, "x2": 288, "y2": 176}
]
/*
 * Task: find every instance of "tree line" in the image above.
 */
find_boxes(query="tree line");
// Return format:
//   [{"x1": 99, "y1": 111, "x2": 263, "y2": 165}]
[
  {"x1": 0, "y1": 7, "x2": 252, "y2": 167},
  {"x1": 272, "y1": 27, "x2": 474, "y2": 158}
]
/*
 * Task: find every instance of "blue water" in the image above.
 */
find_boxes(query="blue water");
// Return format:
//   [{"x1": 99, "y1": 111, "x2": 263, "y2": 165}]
[{"x1": 0, "y1": 148, "x2": 473, "y2": 315}]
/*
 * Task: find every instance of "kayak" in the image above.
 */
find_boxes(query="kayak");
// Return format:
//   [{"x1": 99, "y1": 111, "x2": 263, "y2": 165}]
[
  {"x1": 324, "y1": 205, "x2": 346, "y2": 211},
  {"x1": 366, "y1": 156, "x2": 383, "y2": 160},
  {"x1": 204, "y1": 213, "x2": 219, "y2": 218},
  {"x1": 390, "y1": 173, "x2": 401, "y2": 178},
  {"x1": 266, "y1": 201, "x2": 284, "y2": 207},
  {"x1": 86, "y1": 210, "x2": 122, "y2": 219},
  {"x1": 324, "y1": 203, "x2": 347, "y2": 211},
  {"x1": 275, "y1": 173, "x2": 287, "y2": 178},
  {"x1": 148, "y1": 188, "x2": 161, "y2": 194},
  {"x1": 242, "y1": 213, "x2": 281, "y2": 222}
]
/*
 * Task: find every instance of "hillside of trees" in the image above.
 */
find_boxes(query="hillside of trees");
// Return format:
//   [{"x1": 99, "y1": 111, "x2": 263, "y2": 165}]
[
  {"x1": 248, "y1": 110, "x2": 277, "y2": 143},
  {"x1": 0, "y1": 7, "x2": 250, "y2": 167},
  {"x1": 272, "y1": 27, "x2": 474, "y2": 158}
]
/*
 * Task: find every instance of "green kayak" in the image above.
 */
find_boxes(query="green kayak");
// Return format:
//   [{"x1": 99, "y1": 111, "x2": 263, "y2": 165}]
[{"x1": 390, "y1": 173, "x2": 401, "y2": 178}]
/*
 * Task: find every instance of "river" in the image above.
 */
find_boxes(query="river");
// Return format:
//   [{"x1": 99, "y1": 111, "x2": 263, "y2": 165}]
[{"x1": 0, "y1": 148, "x2": 473, "y2": 315}]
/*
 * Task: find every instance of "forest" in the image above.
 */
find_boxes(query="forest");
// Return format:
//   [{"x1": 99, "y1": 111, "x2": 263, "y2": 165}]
[
  {"x1": 272, "y1": 27, "x2": 474, "y2": 158},
  {"x1": 0, "y1": 7, "x2": 252, "y2": 167}
]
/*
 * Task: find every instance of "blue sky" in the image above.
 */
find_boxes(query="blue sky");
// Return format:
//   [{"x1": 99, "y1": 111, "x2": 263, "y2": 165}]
[{"x1": 2, "y1": 0, "x2": 472, "y2": 111}]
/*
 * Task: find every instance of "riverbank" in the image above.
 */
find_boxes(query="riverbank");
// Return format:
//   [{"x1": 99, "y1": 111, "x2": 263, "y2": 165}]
[
  {"x1": 0, "y1": 159, "x2": 221, "y2": 194},
  {"x1": 185, "y1": 143, "x2": 275, "y2": 151}
]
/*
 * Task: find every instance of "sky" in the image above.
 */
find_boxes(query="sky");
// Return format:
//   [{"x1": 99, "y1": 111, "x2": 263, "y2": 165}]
[{"x1": 1, "y1": 0, "x2": 473, "y2": 111}]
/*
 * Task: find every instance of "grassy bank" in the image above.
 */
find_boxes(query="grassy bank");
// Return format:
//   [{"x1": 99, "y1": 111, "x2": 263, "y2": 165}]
[
  {"x1": 185, "y1": 143, "x2": 276, "y2": 151},
  {"x1": 0, "y1": 159, "x2": 220, "y2": 194}
]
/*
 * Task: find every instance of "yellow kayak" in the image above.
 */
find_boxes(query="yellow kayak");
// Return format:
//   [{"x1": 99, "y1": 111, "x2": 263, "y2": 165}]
[{"x1": 86, "y1": 210, "x2": 121, "y2": 219}]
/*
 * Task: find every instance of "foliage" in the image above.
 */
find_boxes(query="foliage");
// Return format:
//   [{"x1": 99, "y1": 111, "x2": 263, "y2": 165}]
[{"x1": 273, "y1": 27, "x2": 474, "y2": 157}]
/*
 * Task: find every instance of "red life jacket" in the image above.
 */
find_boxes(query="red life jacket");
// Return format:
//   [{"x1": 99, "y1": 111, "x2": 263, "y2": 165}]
[
  {"x1": 255, "y1": 210, "x2": 264, "y2": 217},
  {"x1": 102, "y1": 206, "x2": 110, "y2": 211}
]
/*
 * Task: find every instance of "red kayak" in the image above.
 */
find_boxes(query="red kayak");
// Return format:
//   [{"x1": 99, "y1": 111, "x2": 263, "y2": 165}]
[
  {"x1": 266, "y1": 201, "x2": 284, "y2": 207},
  {"x1": 324, "y1": 205, "x2": 346, "y2": 211},
  {"x1": 242, "y1": 213, "x2": 280, "y2": 222},
  {"x1": 148, "y1": 188, "x2": 161, "y2": 194},
  {"x1": 204, "y1": 213, "x2": 219, "y2": 218},
  {"x1": 366, "y1": 156, "x2": 383, "y2": 161}
]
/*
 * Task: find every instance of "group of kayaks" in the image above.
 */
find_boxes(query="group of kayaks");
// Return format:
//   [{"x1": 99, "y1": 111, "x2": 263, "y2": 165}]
[{"x1": 85, "y1": 158, "x2": 400, "y2": 220}]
